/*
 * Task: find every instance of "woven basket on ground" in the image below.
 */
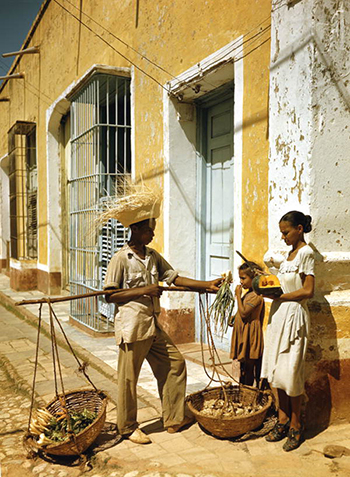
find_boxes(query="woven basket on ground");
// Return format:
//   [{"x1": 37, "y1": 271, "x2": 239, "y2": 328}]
[
  {"x1": 187, "y1": 385, "x2": 273, "y2": 439},
  {"x1": 30, "y1": 389, "x2": 107, "y2": 456}
]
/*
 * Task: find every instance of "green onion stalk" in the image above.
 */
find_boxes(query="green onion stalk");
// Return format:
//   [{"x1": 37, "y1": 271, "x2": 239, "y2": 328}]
[{"x1": 210, "y1": 270, "x2": 235, "y2": 335}]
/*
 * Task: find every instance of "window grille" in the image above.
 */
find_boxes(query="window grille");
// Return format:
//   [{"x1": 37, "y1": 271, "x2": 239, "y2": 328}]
[
  {"x1": 69, "y1": 74, "x2": 131, "y2": 332},
  {"x1": 8, "y1": 122, "x2": 37, "y2": 260},
  {"x1": 26, "y1": 129, "x2": 38, "y2": 259}
]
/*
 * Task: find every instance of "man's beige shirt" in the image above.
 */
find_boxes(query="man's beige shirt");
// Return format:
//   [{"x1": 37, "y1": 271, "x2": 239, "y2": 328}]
[{"x1": 103, "y1": 244, "x2": 178, "y2": 344}]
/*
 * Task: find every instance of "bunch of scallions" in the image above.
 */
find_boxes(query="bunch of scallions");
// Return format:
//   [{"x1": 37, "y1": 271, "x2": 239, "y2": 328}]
[{"x1": 210, "y1": 270, "x2": 235, "y2": 334}]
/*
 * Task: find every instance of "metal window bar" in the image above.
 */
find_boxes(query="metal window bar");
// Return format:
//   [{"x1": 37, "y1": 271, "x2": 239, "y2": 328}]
[
  {"x1": 69, "y1": 74, "x2": 131, "y2": 332},
  {"x1": 26, "y1": 129, "x2": 38, "y2": 259}
]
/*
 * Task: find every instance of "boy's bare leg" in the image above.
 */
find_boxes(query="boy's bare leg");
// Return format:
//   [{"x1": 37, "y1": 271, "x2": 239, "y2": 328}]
[
  {"x1": 254, "y1": 357, "x2": 262, "y2": 386},
  {"x1": 240, "y1": 359, "x2": 255, "y2": 386}
]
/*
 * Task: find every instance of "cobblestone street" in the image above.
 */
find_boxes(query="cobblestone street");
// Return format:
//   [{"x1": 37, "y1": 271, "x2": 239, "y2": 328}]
[
  {"x1": 0, "y1": 364, "x2": 218, "y2": 477},
  {"x1": 2, "y1": 353, "x2": 350, "y2": 477},
  {"x1": 0, "y1": 365, "x2": 84, "y2": 477},
  {"x1": 1, "y1": 289, "x2": 350, "y2": 477}
]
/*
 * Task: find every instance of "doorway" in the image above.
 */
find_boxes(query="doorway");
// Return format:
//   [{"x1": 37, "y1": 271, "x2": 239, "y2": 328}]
[{"x1": 197, "y1": 86, "x2": 234, "y2": 350}]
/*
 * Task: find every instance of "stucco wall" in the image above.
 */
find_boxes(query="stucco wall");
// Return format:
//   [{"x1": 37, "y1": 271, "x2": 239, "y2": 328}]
[
  {"x1": 311, "y1": 0, "x2": 350, "y2": 254},
  {"x1": 269, "y1": 0, "x2": 350, "y2": 426},
  {"x1": 0, "y1": 0, "x2": 271, "y2": 289},
  {"x1": 269, "y1": 0, "x2": 350, "y2": 275},
  {"x1": 268, "y1": 0, "x2": 314, "y2": 249}
]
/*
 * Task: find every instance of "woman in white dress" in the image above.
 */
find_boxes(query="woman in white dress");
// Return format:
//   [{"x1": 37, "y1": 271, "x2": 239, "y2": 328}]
[{"x1": 261, "y1": 211, "x2": 315, "y2": 451}]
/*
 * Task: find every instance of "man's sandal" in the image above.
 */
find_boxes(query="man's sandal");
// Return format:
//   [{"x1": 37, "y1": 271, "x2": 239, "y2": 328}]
[
  {"x1": 166, "y1": 415, "x2": 195, "y2": 434},
  {"x1": 265, "y1": 420, "x2": 290, "y2": 442},
  {"x1": 126, "y1": 428, "x2": 152, "y2": 444},
  {"x1": 283, "y1": 427, "x2": 304, "y2": 452}
]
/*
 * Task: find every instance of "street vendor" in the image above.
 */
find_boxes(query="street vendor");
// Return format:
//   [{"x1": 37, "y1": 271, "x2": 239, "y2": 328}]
[
  {"x1": 103, "y1": 185, "x2": 221, "y2": 444},
  {"x1": 261, "y1": 211, "x2": 315, "y2": 452}
]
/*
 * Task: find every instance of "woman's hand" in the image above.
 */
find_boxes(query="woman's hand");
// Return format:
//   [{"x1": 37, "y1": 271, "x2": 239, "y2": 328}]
[{"x1": 272, "y1": 275, "x2": 314, "y2": 302}]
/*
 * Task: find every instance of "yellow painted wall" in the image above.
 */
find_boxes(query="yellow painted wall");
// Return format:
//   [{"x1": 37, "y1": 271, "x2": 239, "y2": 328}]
[
  {"x1": 0, "y1": 0, "x2": 271, "y2": 264},
  {"x1": 1, "y1": 1, "x2": 350, "y2": 425}
]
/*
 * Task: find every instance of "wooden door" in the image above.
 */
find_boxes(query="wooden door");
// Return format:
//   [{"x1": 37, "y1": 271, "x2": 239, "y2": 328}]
[{"x1": 201, "y1": 96, "x2": 234, "y2": 350}]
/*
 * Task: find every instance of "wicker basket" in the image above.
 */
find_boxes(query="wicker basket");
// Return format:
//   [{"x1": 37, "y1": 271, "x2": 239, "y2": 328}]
[
  {"x1": 32, "y1": 389, "x2": 107, "y2": 456},
  {"x1": 187, "y1": 385, "x2": 272, "y2": 439}
]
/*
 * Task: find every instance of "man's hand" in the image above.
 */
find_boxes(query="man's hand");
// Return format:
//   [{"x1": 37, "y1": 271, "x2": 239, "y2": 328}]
[
  {"x1": 143, "y1": 284, "x2": 164, "y2": 298},
  {"x1": 206, "y1": 278, "x2": 223, "y2": 293}
]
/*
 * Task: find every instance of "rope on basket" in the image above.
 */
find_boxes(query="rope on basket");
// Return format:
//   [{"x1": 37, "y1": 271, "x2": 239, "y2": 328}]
[
  {"x1": 26, "y1": 298, "x2": 100, "y2": 444},
  {"x1": 198, "y1": 293, "x2": 240, "y2": 389},
  {"x1": 193, "y1": 292, "x2": 275, "y2": 433},
  {"x1": 48, "y1": 299, "x2": 75, "y2": 440},
  {"x1": 47, "y1": 301, "x2": 98, "y2": 392},
  {"x1": 27, "y1": 303, "x2": 43, "y2": 432}
]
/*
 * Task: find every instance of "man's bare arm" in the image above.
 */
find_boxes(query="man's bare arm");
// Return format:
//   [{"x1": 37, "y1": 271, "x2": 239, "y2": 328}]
[{"x1": 105, "y1": 284, "x2": 163, "y2": 305}]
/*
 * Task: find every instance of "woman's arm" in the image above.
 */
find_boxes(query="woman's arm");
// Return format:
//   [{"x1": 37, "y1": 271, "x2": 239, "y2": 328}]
[{"x1": 276, "y1": 274, "x2": 315, "y2": 302}]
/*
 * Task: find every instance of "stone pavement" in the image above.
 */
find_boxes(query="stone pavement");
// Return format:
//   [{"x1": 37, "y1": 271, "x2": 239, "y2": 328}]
[
  {"x1": 0, "y1": 273, "x2": 231, "y2": 409},
  {"x1": 1, "y1": 274, "x2": 350, "y2": 476}
]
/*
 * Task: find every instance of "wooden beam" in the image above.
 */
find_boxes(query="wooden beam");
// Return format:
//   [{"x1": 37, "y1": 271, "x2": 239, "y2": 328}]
[
  {"x1": 0, "y1": 73, "x2": 24, "y2": 80},
  {"x1": 2, "y1": 46, "x2": 40, "y2": 58}
]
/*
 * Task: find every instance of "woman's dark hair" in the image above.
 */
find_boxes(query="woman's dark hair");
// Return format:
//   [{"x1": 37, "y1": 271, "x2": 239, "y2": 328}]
[
  {"x1": 279, "y1": 210, "x2": 312, "y2": 233},
  {"x1": 239, "y1": 262, "x2": 263, "y2": 279}
]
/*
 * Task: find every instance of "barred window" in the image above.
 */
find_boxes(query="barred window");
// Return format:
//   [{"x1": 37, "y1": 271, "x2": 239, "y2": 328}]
[
  {"x1": 69, "y1": 73, "x2": 131, "y2": 332},
  {"x1": 8, "y1": 122, "x2": 37, "y2": 260}
]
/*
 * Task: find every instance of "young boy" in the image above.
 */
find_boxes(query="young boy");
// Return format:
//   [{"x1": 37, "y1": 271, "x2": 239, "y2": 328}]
[{"x1": 104, "y1": 198, "x2": 221, "y2": 444}]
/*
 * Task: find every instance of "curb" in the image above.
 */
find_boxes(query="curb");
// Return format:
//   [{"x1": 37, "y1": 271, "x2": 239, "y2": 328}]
[
  {"x1": 0, "y1": 353, "x2": 45, "y2": 408},
  {"x1": 0, "y1": 291, "x2": 119, "y2": 402},
  {"x1": 0, "y1": 291, "x2": 160, "y2": 410}
]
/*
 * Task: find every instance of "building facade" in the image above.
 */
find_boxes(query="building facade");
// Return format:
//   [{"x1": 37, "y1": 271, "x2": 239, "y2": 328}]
[{"x1": 0, "y1": 0, "x2": 349, "y2": 427}]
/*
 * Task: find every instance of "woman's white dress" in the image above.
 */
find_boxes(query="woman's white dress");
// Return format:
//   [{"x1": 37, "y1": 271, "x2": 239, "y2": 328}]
[{"x1": 261, "y1": 245, "x2": 315, "y2": 397}]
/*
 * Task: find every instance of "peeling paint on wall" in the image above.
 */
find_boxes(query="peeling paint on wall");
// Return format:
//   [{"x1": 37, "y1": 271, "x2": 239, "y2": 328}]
[{"x1": 269, "y1": 0, "x2": 350, "y2": 425}]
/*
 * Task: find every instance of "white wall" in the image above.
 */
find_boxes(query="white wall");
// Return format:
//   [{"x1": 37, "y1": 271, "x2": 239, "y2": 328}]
[
  {"x1": 310, "y1": 0, "x2": 350, "y2": 252},
  {"x1": 0, "y1": 158, "x2": 10, "y2": 262},
  {"x1": 163, "y1": 94, "x2": 198, "y2": 312},
  {"x1": 268, "y1": 0, "x2": 314, "y2": 250},
  {"x1": 269, "y1": 0, "x2": 350, "y2": 292}
]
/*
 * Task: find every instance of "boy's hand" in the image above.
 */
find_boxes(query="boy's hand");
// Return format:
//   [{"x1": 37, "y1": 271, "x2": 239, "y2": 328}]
[
  {"x1": 143, "y1": 284, "x2": 163, "y2": 297},
  {"x1": 235, "y1": 285, "x2": 242, "y2": 297}
]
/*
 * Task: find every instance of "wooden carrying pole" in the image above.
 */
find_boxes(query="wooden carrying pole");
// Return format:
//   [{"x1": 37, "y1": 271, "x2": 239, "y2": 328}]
[{"x1": 15, "y1": 285, "x2": 202, "y2": 306}]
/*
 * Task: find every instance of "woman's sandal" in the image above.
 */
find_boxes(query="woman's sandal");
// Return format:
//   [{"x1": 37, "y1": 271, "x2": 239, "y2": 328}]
[
  {"x1": 283, "y1": 426, "x2": 304, "y2": 452},
  {"x1": 265, "y1": 420, "x2": 290, "y2": 442}
]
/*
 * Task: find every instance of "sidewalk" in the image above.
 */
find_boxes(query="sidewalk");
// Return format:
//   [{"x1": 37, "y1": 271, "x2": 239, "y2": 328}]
[
  {"x1": 1, "y1": 273, "x2": 350, "y2": 477},
  {"x1": 0, "y1": 273, "x2": 228, "y2": 407}
]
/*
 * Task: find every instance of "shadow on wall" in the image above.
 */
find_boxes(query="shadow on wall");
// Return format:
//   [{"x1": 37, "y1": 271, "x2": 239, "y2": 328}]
[{"x1": 304, "y1": 243, "x2": 341, "y2": 434}]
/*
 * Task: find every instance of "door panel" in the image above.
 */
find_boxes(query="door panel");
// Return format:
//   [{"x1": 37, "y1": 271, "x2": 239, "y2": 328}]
[{"x1": 203, "y1": 97, "x2": 234, "y2": 350}]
